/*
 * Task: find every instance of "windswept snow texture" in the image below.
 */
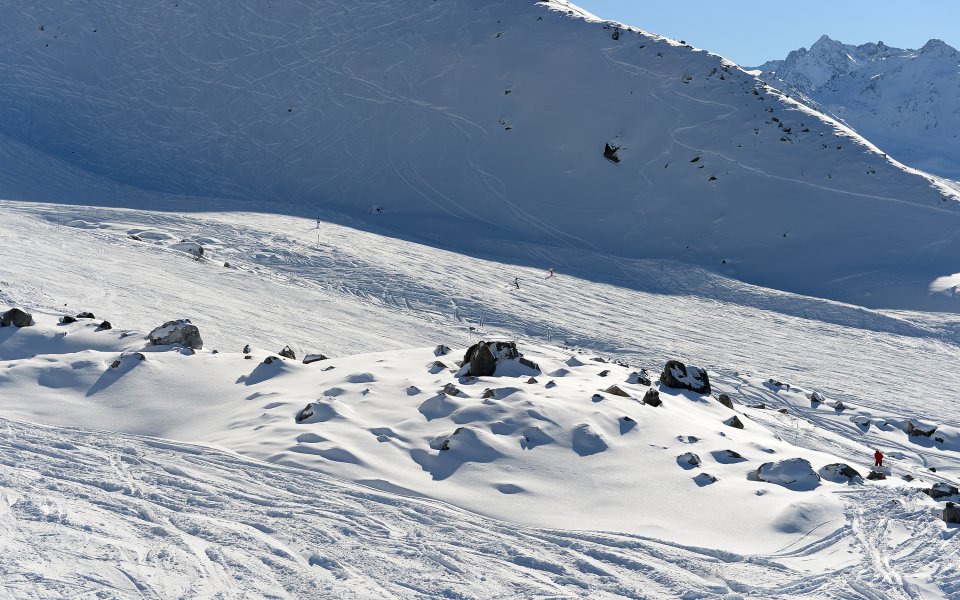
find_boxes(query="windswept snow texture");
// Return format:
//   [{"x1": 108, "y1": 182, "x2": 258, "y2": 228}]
[
  {"x1": 754, "y1": 35, "x2": 960, "y2": 181},
  {"x1": 4, "y1": 416, "x2": 955, "y2": 599},
  {"x1": 1, "y1": 0, "x2": 960, "y2": 309}
]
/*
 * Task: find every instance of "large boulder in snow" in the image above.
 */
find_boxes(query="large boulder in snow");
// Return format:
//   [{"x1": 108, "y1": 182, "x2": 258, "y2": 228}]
[
  {"x1": 905, "y1": 419, "x2": 937, "y2": 437},
  {"x1": 755, "y1": 458, "x2": 820, "y2": 490},
  {"x1": 819, "y1": 463, "x2": 863, "y2": 482},
  {"x1": 925, "y1": 482, "x2": 960, "y2": 500},
  {"x1": 944, "y1": 502, "x2": 960, "y2": 525},
  {"x1": 660, "y1": 360, "x2": 711, "y2": 394},
  {"x1": 461, "y1": 341, "x2": 539, "y2": 377},
  {"x1": 148, "y1": 319, "x2": 203, "y2": 350},
  {"x1": 1, "y1": 308, "x2": 33, "y2": 328}
]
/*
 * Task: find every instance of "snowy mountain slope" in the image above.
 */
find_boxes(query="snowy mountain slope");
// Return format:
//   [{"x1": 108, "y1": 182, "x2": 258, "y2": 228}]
[
  {"x1": 2, "y1": 201, "x2": 960, "y2": 594},
  {"x1": 3, "y1": 201, "x2": 960, "y2": 425},
  {"x1": 2, "y1": 0, "x2": 960, "y2": 309},
  {"x1": 753, "y1": 36, "x2": 960, "y2": 180},
  {"x1": 1, "y1": 306, "x2": 959, "y2": 597},
  {"x1": 7, "y1": 417, "x2": 956, "y2": 599}
]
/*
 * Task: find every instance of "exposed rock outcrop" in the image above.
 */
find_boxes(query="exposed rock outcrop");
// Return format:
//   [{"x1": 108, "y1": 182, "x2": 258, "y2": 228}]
[
  {"x1": 148, "y1": 319, "x2": 203, "y2": 349},
  {"x1": 660, "y1": 360, "x2": 711, "y2": 394},
  {"x1": 1, "y1": 308, "x2": 33, "y2": 328}
]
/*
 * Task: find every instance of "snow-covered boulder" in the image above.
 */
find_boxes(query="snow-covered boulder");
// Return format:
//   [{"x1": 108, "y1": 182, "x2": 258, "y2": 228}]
[
  {"x1": 818, "y1": 463, "x2": 862, "y2": 483},
  {"x1": 677, "y1": 452, "x2": 701, "y2": 469},
  {"x1": 755, "y1": 458, "x2": 820, "y2": 490},
  {"x1": 571, "y1": 424, "x2": 608, "y2": 457},
  {"x1": 905, "y1": 419, "x2": 937, "y2": 437},
  {"x1": 693, "y1": 473, "x2": 718, "y2": 486},
  {"x1": 460, "y1": 341, "x2": 539, "y2": 377},
  {"x1": 1, "y1": 307, "x2": 33, "y2": 328},
  {"x1": 660, "y1": 360, "x2": 711, "y2": 394},
  {"x1": 303, "y1": 353, "x2": 328, "y2": 364},
  {"x1": 109, "y1": 352, "x2": 145, "y2": 369},
  {"x1": 925, "y1": 483, "x2": 960, "y2": 500},
  {"x1": 148, "y1": 319, "x2": 203, "y2": 350}
]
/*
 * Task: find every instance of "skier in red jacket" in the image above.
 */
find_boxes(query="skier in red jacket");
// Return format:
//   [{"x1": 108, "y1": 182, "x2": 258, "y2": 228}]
[{"x1": 874, "y1": 449, "x2": 884, "y2": 467}]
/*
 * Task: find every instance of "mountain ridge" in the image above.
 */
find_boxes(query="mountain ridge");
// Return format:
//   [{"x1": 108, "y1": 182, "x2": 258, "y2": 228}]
[{"x1": 751, "y1": 36, "x2": 960, "y2": 181}]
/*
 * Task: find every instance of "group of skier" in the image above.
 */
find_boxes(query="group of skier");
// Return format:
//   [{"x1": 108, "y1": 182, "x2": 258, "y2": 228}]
[{"x1": 513, "y1": 267, "x2": 554, "y2": 290}]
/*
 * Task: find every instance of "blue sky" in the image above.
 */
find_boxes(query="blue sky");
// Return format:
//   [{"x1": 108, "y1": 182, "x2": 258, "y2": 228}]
[{"x1": 572, "y1": 1, "x2": 960, "y2": 66}]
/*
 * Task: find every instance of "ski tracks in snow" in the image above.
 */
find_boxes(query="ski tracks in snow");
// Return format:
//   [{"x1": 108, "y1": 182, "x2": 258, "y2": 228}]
[{"x1": 2, "y1": 416, "x2": 936, "y2": 599}]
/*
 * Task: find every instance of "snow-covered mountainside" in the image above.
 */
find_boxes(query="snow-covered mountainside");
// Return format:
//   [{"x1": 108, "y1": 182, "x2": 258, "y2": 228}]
[
  {"x1": 2, "y1": 0, "x2": 960, "y2": 310},
  {"x1": 2, "y1": 1, "x2": 960, "y2": 596},
  {"x1": 2, "y1": 202, "x2": 960, "y2": 597},
  {"x1": 753, "y1": 35, "x2": 960, "y2": 180}
]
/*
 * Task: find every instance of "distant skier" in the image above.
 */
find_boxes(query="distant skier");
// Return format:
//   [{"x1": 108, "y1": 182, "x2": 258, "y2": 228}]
[
  {"x1": 874, "y1": 449, "x2": 884, "y2": 468},
  {"x1": 316, "y1": 217, "x2": 321, "y2": 229},
  {"x1": 546, "y1": 267, "x2": 555, "y2": 279},
  {"x1": 513, "y1": 277, "x2": 520, "y2": 290}
]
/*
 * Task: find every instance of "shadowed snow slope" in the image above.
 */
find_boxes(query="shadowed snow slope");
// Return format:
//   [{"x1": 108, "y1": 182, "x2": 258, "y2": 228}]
[{"x1": 2, "y1": 0, "x2": 960, "y2": 309}]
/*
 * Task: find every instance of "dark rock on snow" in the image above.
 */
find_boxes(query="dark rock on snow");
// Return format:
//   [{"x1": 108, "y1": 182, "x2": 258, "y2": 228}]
[
  {"x1": 303, "y1": 354, "x2": 328, "y2": 364},
  {"x1": 279, "y1": 345, "x2": 296, "y2": 360},
  {"x1": 1, "y1": 308, "x2": 33, "y2": 328},
  {"x1": 76, "y1": 311, "x2": 95, "y2": 319},
  {"x1": 725, "y1": 416, "x2": 744, "y2": 429},
  {"x1": 660, "y1": 360, "x2": 711, "y2": 394},
  {"x1": 461, "y1": 341, "x2": 538, "y2": 376},
  {"x1": 906, "y1": 420, "x2": 937, "y2": 437},
  {"x1": 925, "y1": 482, "x2": 960, "y2": 500},
  {"x1": 866, "y1": 471, "x2": 887, "y2": 480},
  {"x1": 716, "y1": 393, "x2": 734, "y2": 409},
  {"x1": 642, "y1": 388, "x2": 662, "y2": 407},
  {"x1": 944, "y1": 502, "x2": 960, "y2": 524},
  {"x1": 97, "y1": 321, "x2": 112, "y2": 331},
  {"x1": 434, "y1": 344, "x2": 451, "y2": 356},
  {"x1": 604, "y1": 385, "x2": 631, "y2": 397},
  {"x1": 60, "y1": 315, "x2": 77, "y2": 324},
  {"x1": 262, "y1": 356, "x2": 280, "y2": 365},
  {"x1": 295, "y1": 404, "x2": 314, "y2": 423}
]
